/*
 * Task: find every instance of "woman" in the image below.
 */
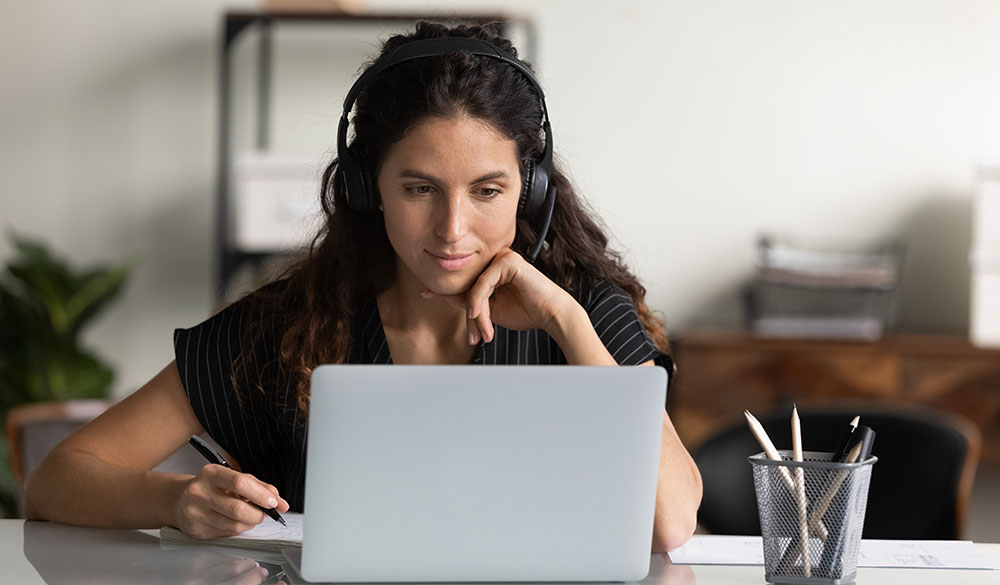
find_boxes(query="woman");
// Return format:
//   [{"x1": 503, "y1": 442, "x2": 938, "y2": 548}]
[{"x1": 25, "y1": 22, "x2": 702, "y2": 552}]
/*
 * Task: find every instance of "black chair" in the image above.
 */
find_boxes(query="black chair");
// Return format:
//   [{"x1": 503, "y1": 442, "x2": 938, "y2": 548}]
[{"x1": 693, "y1": 402, "x2": 981, "y2": 539}]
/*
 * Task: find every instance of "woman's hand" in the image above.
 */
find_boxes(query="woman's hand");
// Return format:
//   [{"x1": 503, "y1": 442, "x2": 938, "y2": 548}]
[
  {"x1": 422, "y1": 248, "x2": 577, "y2": 344},
  {"x1": 173, "y1": 464, "x2": 290, "y2": 539}
]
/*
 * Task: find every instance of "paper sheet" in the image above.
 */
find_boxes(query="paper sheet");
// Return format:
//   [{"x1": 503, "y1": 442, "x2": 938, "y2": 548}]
[
  {"x1": 667, "y1": 535, "x2": 765, "y2": 565},
  {"x1": 859, "y1": 539, "x2": 998, "y2": 569},
  {"x1": 668, "y1": 535, "x2": 999, "y2": 570},
  {"x1": 158, "y1": 512, "x2": 303, "y2": 552}
]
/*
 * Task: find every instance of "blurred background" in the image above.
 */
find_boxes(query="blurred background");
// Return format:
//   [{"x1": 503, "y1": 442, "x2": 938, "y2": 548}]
[{"x1": 2, "y1": 0, "x2": 999, "y2": 535}]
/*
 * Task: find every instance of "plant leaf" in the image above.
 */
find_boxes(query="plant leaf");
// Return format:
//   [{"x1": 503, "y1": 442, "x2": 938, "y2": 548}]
[
  {"x1": 0, "y1": 232, "x2": 121, "y2": 416},
  {"x1": 36, "y1": 345, "x2": 114, "y2": 401},
  {"x1": 6, "y1": 236, "x2": 75, "y2": 335},
  {"x1": 65, "y1": 262, "x2": 131, "y2": 335}
]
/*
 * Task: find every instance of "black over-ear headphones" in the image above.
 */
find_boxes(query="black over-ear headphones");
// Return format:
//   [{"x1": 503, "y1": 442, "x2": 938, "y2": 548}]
[{"x1": 336, "y1": 37, "x2": 557, "y2": 263}]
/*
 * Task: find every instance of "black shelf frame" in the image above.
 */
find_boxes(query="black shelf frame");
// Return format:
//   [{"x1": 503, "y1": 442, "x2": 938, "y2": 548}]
[{"x1": 216, "y1": 10, "x2": 536, "y2": 301}]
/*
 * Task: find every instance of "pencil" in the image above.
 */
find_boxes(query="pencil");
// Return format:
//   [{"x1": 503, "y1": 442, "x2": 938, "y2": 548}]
[
  {"x1": 791, "y1": 405, "x2": 811, "y2": 577},
  {"x1": 746, "y1": 409, "x2": 832, "y2": 544},
  {"x1": 744, "y1": 410, "x2": 795, "y2": 491}
]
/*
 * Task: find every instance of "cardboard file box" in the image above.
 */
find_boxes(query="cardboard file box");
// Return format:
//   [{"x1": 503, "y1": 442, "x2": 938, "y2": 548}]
[
  {"x1": 970, "y1": 246, "x2": 1000, "y2": 348},
  {"x1": 231, "y1": 153, "x2": 322, "y2": 252}
]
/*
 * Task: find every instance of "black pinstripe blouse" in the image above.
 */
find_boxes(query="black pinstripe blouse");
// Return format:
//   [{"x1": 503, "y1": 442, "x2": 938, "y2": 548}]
[{"x1": 173, "y1": 280, "x2": 667, "y2": 511}]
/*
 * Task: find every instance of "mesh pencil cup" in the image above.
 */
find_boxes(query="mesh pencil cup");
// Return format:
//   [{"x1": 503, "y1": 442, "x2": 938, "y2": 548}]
[{"x1": 749, "y1": 451, "x2": 876, "y2": 585}]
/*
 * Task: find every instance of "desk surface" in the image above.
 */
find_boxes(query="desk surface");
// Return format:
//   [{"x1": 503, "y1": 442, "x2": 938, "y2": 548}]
[{"x1": 2, "y1": 520, "x2": 998, "y2": 585}]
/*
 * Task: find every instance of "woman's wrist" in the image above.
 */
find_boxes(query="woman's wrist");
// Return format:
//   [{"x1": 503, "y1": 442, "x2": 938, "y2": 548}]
[
  {"x1": 152, "y1": 471, "x2": 191, "y2": 529},
  {"x1": 545, "y1": 298, "x2": 618, "y2": 366},
  {"x1": 111, "y1": 469, "x2": 190, "y2": 529},
  {"x1": 544, "y1": 294, "x2": 586, "y2": 343}
]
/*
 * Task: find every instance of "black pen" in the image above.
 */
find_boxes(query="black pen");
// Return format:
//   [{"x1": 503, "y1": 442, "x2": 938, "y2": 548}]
[
  {"x1": 831, "y1": 415, "x2": 860, "y2": 462},
  {"x1": 819, "y1": 424, "x2": 876, "y2": 578},
  {"x1": 846, "y1": 425, "x2": 876, "y2": 462},
  {"x1": 188, "y1": 435, "x2": 287, "y2": 526}
]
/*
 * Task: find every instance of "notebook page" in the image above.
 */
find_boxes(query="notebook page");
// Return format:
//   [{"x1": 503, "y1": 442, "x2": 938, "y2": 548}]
[{"x1": 159, "y1": 512, "x2": 303, "y2": 551}]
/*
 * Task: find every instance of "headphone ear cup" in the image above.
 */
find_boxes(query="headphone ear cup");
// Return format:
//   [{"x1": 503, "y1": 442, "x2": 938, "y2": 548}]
[
  {"x1": 525, "y1": 162, "x2": 550, "y2": 217},
  {"x1": 340, "y1": 145, "x2": 362, "y2": 212}
]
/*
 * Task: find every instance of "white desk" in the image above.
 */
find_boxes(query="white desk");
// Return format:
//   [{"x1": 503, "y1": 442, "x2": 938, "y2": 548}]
[{"x1": 1, "y1": 520, "x2": 998, "y2": 585}]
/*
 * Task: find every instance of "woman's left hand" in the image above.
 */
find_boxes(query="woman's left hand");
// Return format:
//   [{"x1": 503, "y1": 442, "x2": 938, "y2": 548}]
[{"x1": 422, "y1": 248, "x2": 577, "y2": 344}]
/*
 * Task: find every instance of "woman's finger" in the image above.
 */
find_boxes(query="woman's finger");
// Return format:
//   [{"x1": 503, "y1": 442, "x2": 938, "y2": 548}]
[
  {"x1": 466, "y1": 315, "x2": 481, "y2": 346},
  {"x1": 476, "y1": 303, "x2": 494, "y2": 343},
  {"x1": 182, "y1": 506, "x2": 259, "y2": 539},
  {"x1": 472, "y1": 256, "x2": 522, "y2": 342},
  {"x1": 209, "y1": 466, "x2": 282, "y2": 514},
  {"x1": 465, "y1": 286, "x2": 491, "y2": 342},
  {"x1": 258, "y1": 481, "x2": 291, "y2": 513},
  {"x1": 467, "y1": 256, "x2": 511, "y2": 320},
  {"x1": 215, "y1": 496, "x2": 267, "y2": 528},
  {"x1": 474, "y1": 267, "x2": 505, "y2": 312},
  {"x1": 207, "y1": 504, "x2": 262, "y2": 533}
]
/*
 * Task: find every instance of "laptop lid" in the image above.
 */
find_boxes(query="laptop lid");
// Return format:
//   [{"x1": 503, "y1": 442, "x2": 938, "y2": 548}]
[{"x1": 301, "y1": 365, "x2": 666, "y2": 583}]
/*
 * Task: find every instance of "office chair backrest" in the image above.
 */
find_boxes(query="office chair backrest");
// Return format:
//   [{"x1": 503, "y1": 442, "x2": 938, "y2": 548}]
[
  {"x1": 5, "y1": 399, "x2": 112, "y2": 486},
  {"x1": 693, "y1": 402, "x2": 981, "y2": 539},
  {"x1": 6, "y1": 399, "x2": 209, "y2": 497}
]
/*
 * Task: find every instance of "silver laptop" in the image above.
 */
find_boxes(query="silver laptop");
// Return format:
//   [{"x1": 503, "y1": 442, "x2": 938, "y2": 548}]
[{"x1": 292, "y1": 365, "x2": 667, "y2": 583}]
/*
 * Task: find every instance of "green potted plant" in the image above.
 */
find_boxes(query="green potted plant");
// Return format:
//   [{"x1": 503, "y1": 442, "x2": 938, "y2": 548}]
[{"x1": 0, "y1": 233, "x2": 131, "y2": 517}]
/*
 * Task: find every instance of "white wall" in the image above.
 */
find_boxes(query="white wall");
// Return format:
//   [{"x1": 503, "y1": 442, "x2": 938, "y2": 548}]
[{"x1": 3, "y1": 0, "x2": 1000, "y2": 398}]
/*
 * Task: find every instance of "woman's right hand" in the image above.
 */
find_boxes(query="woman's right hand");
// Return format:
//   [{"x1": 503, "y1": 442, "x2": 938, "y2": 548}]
[{"x1": 173, "y1": 464, "x2": 290, "y2": 539}]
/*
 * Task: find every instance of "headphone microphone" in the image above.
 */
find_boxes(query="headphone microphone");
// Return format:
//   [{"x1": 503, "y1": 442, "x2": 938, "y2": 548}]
[{"x1": 336, "y1": 37, "x2": 557, "y2": 263}]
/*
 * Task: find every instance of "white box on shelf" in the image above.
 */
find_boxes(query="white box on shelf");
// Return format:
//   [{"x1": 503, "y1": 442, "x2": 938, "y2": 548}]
[
  {"x1": 232, "y1": 152, "x2": 323, "y2": 252},
  {"x1": 973, "y1": 165, "x2": 1000, "y2": 247},
  {"x1": 970, "y1": 246, "x2": 1000, "y2": 348}
]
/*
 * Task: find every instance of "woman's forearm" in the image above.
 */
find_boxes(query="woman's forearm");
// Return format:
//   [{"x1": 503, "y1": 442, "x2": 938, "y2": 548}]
[
  {"x1": 651, "y1": 413, "x2": 703, "y2": 552},
  {"x1": 25, "y1": 448, "x2": 188, "y2": 529},
  {"x1": 546, "y1": 302, "x2": 618, "y2": 365},
  {"x1": 547, "y1": 301, "x2": 703, "y2": 550}
]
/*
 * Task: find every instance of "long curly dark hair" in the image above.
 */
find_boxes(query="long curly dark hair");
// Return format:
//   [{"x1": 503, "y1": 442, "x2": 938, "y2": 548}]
[{"x1": 234, "y1": 22, "x2": 668, "y2": 415}]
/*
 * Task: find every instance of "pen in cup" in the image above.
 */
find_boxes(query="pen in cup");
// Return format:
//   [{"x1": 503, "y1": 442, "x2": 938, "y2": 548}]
[
  {"x1": 846, "y1": 425, "x2": 875, "y2": 462},
  {"x1": 831, "y1": 415, "x2": 860, "y2": 462},
  {"x1": 187, "y1": 435, "x2": 287, "y2": 527},
  {"x1": 817, "y1": 426, "x2": 875, "y2": 577}
]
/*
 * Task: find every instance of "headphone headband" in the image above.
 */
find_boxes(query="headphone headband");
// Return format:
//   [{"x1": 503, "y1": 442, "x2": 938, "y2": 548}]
[{"x1": 343, "y1": 38, "x2": 547, "y2": 114}]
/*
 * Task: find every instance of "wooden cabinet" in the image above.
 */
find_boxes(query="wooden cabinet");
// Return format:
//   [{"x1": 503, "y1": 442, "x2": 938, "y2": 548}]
[{"x1": 670, "y1": 330, "x2": 1000, "y2": 460}]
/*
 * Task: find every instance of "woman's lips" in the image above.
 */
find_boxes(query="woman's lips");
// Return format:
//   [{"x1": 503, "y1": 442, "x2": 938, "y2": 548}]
[{"x1": 427, "y1": 250, "x2": 475, "y2": 271}]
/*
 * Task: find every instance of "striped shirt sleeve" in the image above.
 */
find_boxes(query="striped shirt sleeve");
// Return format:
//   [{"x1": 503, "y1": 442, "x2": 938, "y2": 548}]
[{"x1": 582, "y1": 280, "x2": 666, "y2": 367}]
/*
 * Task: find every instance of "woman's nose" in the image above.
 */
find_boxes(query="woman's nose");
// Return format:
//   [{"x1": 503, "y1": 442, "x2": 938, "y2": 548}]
[{"x1": 435, "y1": 193, "x2": 468, "y2": 242}]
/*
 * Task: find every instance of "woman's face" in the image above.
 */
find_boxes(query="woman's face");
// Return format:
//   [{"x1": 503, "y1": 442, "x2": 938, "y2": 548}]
[{"x1": 377, "y1": 115, "x2": 521, "y2": 296}]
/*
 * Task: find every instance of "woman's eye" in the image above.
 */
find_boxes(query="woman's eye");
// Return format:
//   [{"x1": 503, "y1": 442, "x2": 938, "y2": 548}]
[{"x1": 406, "y1": 185, "x2": 434, "y2": 195}]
